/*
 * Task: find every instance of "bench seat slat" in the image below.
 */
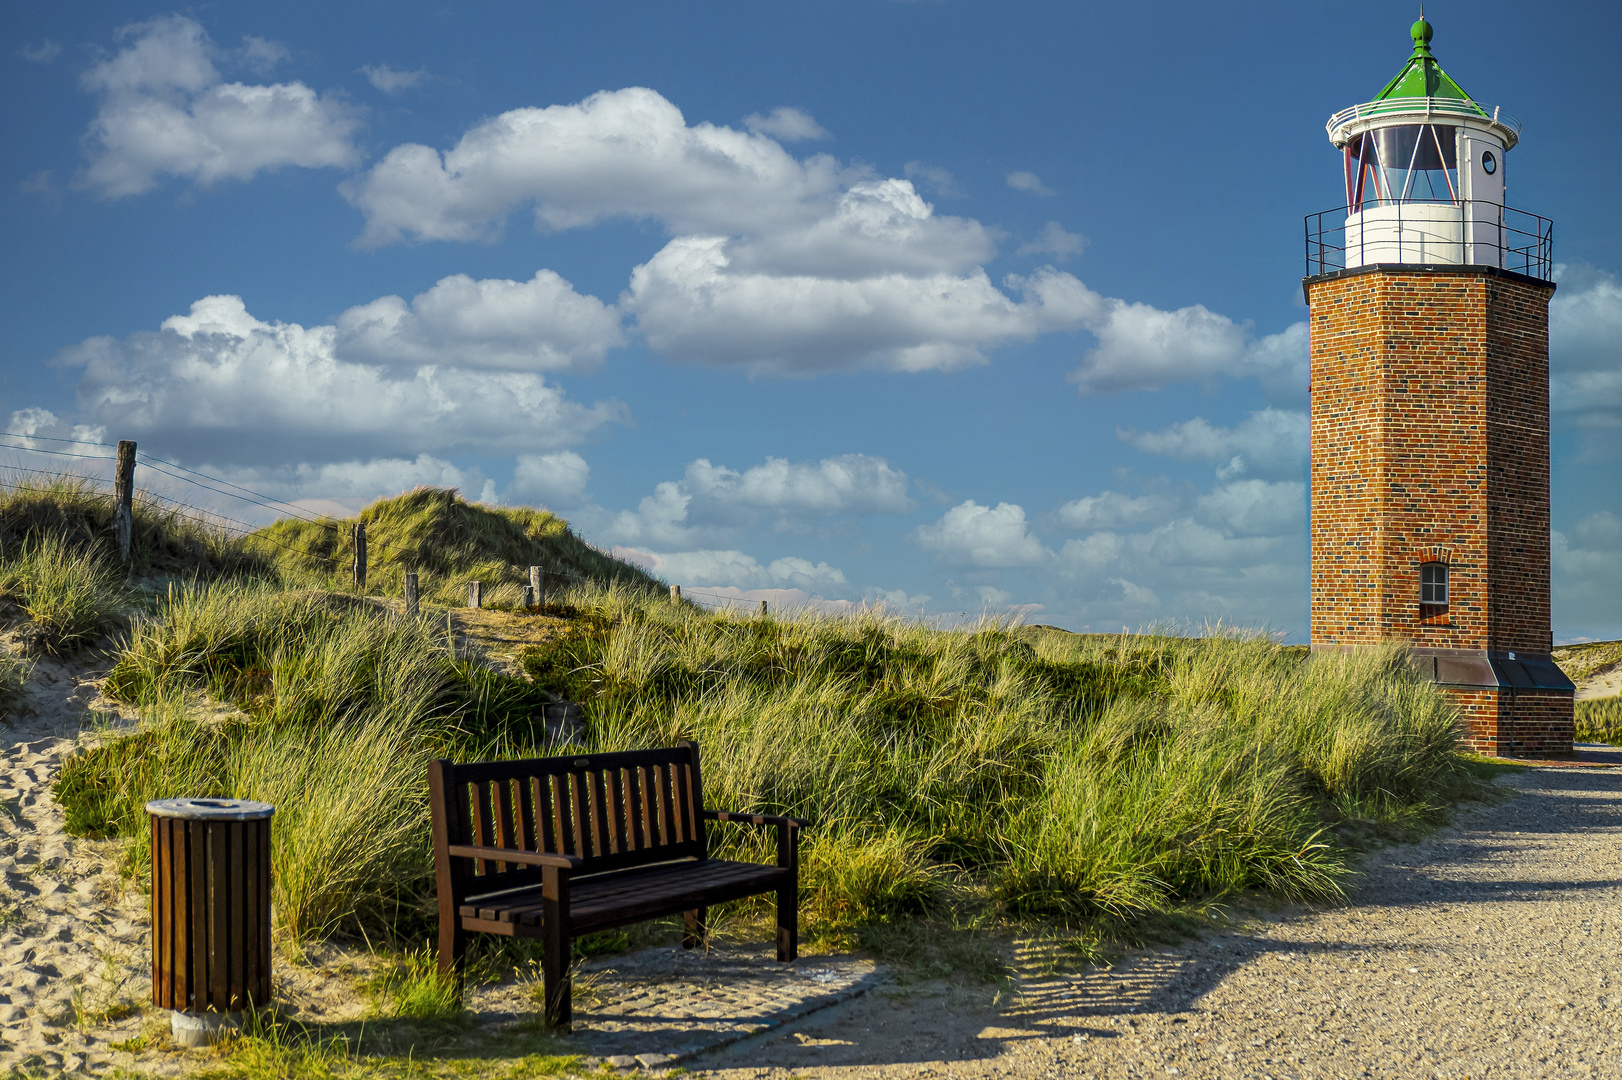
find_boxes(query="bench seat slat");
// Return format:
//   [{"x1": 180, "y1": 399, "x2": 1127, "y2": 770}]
[{"x1": 460, "y1": 858, "x2": 789, "y2": 932}]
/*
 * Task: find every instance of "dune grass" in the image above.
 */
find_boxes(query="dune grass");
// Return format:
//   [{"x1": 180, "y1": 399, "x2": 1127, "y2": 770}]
[
  {"x1": 250, "y1": 487, "x2": 664, "y2": 607},
  {"x1": 1575, "y1": 696, "x2": 1622, "y2": 745},
  {"x1": 0, "y1": 534, "x2": 128, "y2": 654},
  {"x1": 56, "y1": 575, "x2": 1482, "y2": 960}
]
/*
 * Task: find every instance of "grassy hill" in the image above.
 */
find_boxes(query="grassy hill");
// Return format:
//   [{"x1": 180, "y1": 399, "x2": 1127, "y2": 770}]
[{"x1": 251, "y1": 487, "x2": 664, "y2": 604}]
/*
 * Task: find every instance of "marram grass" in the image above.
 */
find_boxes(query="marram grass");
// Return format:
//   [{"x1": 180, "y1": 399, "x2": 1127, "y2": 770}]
[
  {"x1": 1576, "y1": 696, "x2": 1622, "y2": 745},
  {"x1": 57, "y1": 578, "x2": 1485, "y2": 952}
]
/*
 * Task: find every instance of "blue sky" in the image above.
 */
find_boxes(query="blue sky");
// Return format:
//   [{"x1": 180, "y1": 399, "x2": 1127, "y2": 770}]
[{"x1": 3, "y1": 1, "x2": 1619, "y2": 641}]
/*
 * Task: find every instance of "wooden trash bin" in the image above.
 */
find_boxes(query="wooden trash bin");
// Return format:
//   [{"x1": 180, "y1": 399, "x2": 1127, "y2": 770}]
[{"x1": 147, "y1": 798, "x2": 274, "y2": 1046}]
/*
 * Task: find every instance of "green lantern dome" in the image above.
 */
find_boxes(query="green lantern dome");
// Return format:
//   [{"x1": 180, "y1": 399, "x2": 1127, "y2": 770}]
[{"x1": 1373, "y1": 17, "x2": 1476, "y2": 103}]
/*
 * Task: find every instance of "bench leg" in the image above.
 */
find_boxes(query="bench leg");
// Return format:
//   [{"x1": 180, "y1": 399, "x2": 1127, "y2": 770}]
[
  {"x1": 682, "y1": 907, "x2": 708, "y2": 950},
  {"x1": 777, "y1": 881, "x2": 797, "y2": 962},
  {"x1": 437, "y1": 914, "x2": 468, "y2": 998},
  {"x1": 776, "y1": 821, "x2": 798, "y2": 962},
  {"x1": 543, "y1": 866, "x2": 572, "y2": 1032}
]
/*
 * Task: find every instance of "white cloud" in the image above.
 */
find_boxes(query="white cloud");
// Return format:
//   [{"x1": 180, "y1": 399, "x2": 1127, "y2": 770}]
[
  {"x1": 19, "y1": 40, "x2": 62, "y2": 64},
  {"x1": 1121, "y1": 409, "x2": 1308, "y2": 480},
  {"x1": 209, "y1": 454, "x2": 487, "y2": 503},
  {"x1": 685, "y1": 455, "x2": 913, "y2": 514},
  {"x1": 1194, "y1": 479, "x2": 1304, "y2": 537},
  {"x1": 603, "y1": 453, "x2": 912, "y2": 546},
  {"x1": 903, "y1": 161, "x2": 960, "y2": 198},
  {"x1": 1005, "y1": 171, "x2": 1054, "y2": 196},
  {"x1": 344, "y1": 86, "x2": 845, "y2": 246},
  {"x1": 345, "y1": 85, "x2": 1304, "y2": 380},
  {"x1": 624, "y1": 548, "x2": 848, "y2": 592},
  {"x1": 335, "y1": 269, "x2": 623, "y2": 372},
  {"x1": 1069, "y1": 303, "x2": 1308, "y2": 402},
  {"x1": 51, "y1": 294, "x2": 625, "y2": 465},
  {"x1": 78, "y1": 15, "x2": 360, "y2": 198},
  {"x1": 1554, "y1": 511, "x2": 1622, "y2": 639},
  {"x1": 1017, "y1": 221, "x2": 1087, "y2": 261},
  {"x1": 1056, "y1": 491, "x2": 1181, "y2": 530},
  {"x1": 362, "y1": 64, "x2": 427, "y2": 94},
  {"x1": 1551, "y1": 265, "x2": 1622, "y2": 431},
  {"x1": 911, "y1": 500, "x2": 1051, "y2": 568},
  {"x1": 626, "y1": 241, "x2": 1098, "y2": 375},
  {"x1": 510, "y1": 451, "x2": 591, "y2": 506},
  {"x1": 742, "y1": 106, "x2": 828, "y2": 142}
]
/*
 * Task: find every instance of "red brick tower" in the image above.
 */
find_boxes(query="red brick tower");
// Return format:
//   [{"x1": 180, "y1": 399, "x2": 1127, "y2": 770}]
[{"x1": 1304, "y1": 18, "x2": 1574, "y2": 756}]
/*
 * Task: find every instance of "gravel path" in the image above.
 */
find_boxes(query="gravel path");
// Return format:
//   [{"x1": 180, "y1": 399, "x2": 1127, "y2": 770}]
[{"x1": 694, "y1": 766, "x2": 1622, "y2": 1079}]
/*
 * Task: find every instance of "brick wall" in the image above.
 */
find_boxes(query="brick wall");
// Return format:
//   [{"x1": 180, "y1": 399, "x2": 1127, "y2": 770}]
[
  {"x1": 1305, "y1": 267, "x2": 1554, "y2": 652},
  {"x1": 1449, "y1": 687, "x2": 1574, "y2": 756},
  {"x1": 1304, "y1": 265, "x2": 1568, "y2": 756}
]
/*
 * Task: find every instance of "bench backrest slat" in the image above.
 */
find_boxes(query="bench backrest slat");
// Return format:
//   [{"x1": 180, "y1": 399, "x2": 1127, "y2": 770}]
[{"x1": 430, "y1": 742, "x2": 710, "y2": 897}]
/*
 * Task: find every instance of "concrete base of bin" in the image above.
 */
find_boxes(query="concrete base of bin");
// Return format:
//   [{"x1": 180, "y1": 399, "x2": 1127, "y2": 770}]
[{"x1": 171, "y1": 1009, "x2": 240, "y2": 1047}]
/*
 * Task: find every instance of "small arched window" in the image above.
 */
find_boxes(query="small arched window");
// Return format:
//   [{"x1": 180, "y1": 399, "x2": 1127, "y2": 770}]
[{"x1": 1420, "y1": 562, "x2": 1449, "y2": 608}]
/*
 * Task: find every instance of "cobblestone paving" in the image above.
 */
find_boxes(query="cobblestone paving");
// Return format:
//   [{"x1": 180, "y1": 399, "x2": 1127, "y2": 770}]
[{"x1": 468, "y1": 942, "x2": 884, "y2": 1065}]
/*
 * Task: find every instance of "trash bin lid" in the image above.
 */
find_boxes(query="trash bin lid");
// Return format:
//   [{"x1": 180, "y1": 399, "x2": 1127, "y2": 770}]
[{"x1": 146, "y1": 797, "x2": 275, "y2": 821}]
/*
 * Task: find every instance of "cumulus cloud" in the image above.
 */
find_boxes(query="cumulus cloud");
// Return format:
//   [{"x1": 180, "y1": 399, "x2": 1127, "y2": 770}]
[
  {"x1": 344, "y1": 86, "x2": 846, "y2": 245},
  {"x1": 604, "y1": 453, "x2": 913, "y2": 546},
  {"x1": 510, "y1": 451, "x2": 591, "y2": 506},
  {"x1": 1017, "y1": 221, "x2": 1086, "y2": 261},
  {"x1": 1554, "y1": 512, "x2": 1622, "y2": 639},
  {"x1": 626, "y1": 242, "x2": 1097, "y2": 375},
  {"x1": 335, "y1": 269, "x2": 623, "y2": 371},
  {"x1": 1551, "y1": 265, "x2": 1622, "y2": 432},
  {"x1": 1194, "y1": 479, "x2": 1304, "y2": 537},
  {"x1": 1005, "y1": 170, "x2": 1054, "y2": 196},
  {"x1": 78, "y1": 15, "x2": 360, "y2": 198},
  {"x1": 911, "y1": 501, "x2": 1051, "y2": 568},
  {"x1": 1056, "y1": 491, "x2": 1181, "y2": 531},
  {"x1": 1120, "y1": 408, "x2": 1308, "y2": 480},
  {"x1": 344, "y1": 85, "x2": 1303, "y2": 380},
  {"x1": 742, "y1": 106, "x2": 828, "y2": 142},
  {"x1": 209, "y1": 454, "x2": 492, "y2": 503},
  {"x1": 1069, "y1": 304, "x2": 1308, "y2": 402},
  {"x1": 623, "y1": 548, "x2": 847, "y2": 592},
  {"x1": 362, "y1": 64, "x2": 427, "y2": 94},
  {"x1": 50, "y1": 294, "x2": 625, "y2": 465}
]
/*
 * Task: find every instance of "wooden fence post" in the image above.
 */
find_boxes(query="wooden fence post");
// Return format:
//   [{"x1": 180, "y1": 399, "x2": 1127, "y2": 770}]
[
  {"x1": 529, "y1": 566, "x2": 543, "y2": 606},
  {"x1": 468, "y1": 581, "x2": 482, "y2": 609},
  {"x1": 404, "y1": 572, "x2": 418, "y2": 617},
  {"x1": 670, "y1": 585, "x2": 681, "y2": 602},
  {"x1": 113, "y1": 440, "x2": 136, "y2": 564},
  {"x1": 759, "y1": 600, "x2": 768, "y2": 617},
  {"x1": 352, "y1": 523, "x2": 367, "y2": 591}
]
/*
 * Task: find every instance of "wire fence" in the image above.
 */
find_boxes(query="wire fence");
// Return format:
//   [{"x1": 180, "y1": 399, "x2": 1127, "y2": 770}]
[
  {"x1": 0, "y1": 434, "x2": 812, "y2": 615},
  {"x1": 0, "y1": 435, "x2": 621, "y2": 597}
]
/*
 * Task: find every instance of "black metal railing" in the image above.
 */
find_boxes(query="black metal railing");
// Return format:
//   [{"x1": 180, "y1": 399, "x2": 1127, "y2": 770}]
[{"x1": 1304, "y1": 201, "x2": 1553, "y2": 281}]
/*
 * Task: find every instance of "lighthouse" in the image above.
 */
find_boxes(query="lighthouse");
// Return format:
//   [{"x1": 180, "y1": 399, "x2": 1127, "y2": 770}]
[{"x1": 1303, "y1": 18, "x2": 1575, "y2": 756}]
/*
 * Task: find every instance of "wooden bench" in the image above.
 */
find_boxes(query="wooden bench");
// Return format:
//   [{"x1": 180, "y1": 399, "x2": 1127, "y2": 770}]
[{"x1": 427, "y1": 740, "x2": 808, "y2": 1029}]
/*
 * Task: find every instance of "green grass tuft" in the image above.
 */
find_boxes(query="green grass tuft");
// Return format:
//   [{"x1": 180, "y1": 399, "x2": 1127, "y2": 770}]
[{"x1": 1576, "y1": 696, "x2": 1622, "y2": 745}]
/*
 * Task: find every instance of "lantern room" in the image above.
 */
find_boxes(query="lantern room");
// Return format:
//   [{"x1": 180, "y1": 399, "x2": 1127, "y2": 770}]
[{"x1": 1306, "y1": 18, "x2": 1551, "y2": 278}]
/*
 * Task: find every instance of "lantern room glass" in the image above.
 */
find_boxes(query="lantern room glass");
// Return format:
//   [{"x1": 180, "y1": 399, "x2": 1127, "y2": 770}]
[{"x1": 1345, "y1": 124, "x2": 1459, "y2": 209}]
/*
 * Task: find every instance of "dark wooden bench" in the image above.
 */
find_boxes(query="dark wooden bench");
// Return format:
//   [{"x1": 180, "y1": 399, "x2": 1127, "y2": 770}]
[{"x1": 427, "y1": 740, "x2": 808, "y2": 1029}]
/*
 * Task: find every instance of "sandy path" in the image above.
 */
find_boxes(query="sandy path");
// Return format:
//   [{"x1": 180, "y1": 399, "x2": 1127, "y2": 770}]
[
  {"x1": 0, "y1": 655, "x2": 150, "y2": 1075},
  {"x1": 694, "y1": 766, "x2": 1622, "y2": 1079}
]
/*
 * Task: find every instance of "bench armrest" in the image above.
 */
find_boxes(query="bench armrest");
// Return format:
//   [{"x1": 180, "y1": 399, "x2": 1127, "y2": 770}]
[
  {"x1": 703, "y1": 809, "x2": 811, "y2": 829},
  {"x1": 446, "y1": 845, "x2": 584, "y2": 870}
]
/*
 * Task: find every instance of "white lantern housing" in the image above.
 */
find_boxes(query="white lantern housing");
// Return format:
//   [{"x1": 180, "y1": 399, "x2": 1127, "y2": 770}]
[{"x1": 1309, "y1": 18, "x2": 1550, "y2": 278}]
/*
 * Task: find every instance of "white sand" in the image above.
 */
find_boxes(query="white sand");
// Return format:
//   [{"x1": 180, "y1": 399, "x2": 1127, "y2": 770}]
[{"x1": 0, "y1": 648, "x2": 153, "y2": 1074}]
